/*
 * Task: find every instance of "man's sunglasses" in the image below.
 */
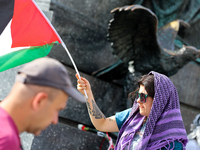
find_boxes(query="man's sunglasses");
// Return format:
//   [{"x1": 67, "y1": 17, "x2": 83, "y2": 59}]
[{"x1": 135, "y1": 91, "x2": 149, "y2": 103}]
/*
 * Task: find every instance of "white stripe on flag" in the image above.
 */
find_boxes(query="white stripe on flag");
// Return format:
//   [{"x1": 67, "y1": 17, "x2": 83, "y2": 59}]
[{"x1": 0, "y1": 19, "x2": 29, "y2": 56}]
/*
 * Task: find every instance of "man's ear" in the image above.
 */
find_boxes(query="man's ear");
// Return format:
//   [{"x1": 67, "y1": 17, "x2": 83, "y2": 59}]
[{"x1": 32, "y1": 92, "x2": 48, "y2": 111}]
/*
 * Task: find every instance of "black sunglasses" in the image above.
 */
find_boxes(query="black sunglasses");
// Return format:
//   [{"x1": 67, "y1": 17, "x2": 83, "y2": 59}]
[{"x1": 135, "y1": 91, "x2": 149, "y2": 103}]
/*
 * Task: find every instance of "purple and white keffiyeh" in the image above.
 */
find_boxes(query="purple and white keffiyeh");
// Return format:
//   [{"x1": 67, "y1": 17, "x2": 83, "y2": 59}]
[{"x1": 115, "y1": 71, "x2": 188, "y2": 150}]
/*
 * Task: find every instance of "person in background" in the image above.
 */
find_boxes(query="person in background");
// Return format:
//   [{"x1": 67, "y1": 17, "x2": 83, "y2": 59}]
[
  {"x1": 186, "y1": 114, "x2": 200, "y2": 150},
  {"x1": 77, "y1": 71, "x2": 188, "y2": 150},
  {"x1": 0, "y1": 57, "x2": 85, "y2": 150}
]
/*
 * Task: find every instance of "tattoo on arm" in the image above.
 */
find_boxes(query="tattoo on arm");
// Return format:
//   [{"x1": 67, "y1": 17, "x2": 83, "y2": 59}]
[
  {"x1": 86, "y1": 99, "x2": 105, "y2": 119},
  {"x1": 86, "y1": 101, "x2": 92, "y2": 115},
  {"x1": 109, "y1": 118, "x2": 114, "y2": 122}
]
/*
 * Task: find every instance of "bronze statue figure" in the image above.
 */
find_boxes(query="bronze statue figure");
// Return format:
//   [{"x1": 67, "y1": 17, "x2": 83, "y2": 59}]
[{"x1": 93, "y1": 5, "x2": 200, "y2": 82}]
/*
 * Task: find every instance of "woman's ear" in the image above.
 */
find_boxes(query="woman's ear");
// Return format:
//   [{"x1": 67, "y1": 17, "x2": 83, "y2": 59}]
[{"x1": 32, "y1": 92, "x2": 48, "y2": 111}]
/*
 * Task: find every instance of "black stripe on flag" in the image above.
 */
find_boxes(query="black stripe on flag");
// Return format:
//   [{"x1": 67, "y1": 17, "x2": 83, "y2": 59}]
[{"x1": 0, "y1": 0, "x2": 14, "y2": 35}]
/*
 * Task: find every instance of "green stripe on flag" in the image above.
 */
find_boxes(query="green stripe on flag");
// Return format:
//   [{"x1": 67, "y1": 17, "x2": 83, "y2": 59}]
[{"x1": 0, "y1": 43, "x2": 55, "y2": 72}]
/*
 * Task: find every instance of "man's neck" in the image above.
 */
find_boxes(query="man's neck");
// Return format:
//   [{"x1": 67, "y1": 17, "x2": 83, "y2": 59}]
[{"x1": 0, "y1": 98, "x2": 27, "y2": 133}]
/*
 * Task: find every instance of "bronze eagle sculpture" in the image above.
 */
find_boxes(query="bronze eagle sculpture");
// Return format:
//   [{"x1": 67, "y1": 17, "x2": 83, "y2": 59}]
[{"x1": 92, "y1": 5, "x2": 200, "y2": 82}]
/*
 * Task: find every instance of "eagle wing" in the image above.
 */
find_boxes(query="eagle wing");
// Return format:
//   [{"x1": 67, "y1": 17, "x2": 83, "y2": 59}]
[
  {"x1": 92, "y1": 5, "x2": 192, "y2": 80},
  {"x1": 107, "y1": 5, "x2": 161, "y2": 65}
]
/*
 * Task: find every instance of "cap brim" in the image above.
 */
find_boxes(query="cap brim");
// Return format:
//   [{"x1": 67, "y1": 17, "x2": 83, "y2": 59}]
[{"x1": 65, "y1": 87, "x2": 86, "y2": 103}]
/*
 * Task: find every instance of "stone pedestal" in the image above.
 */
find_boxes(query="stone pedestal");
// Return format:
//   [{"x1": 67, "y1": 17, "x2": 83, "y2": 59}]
[
  {"x1": 170, "y1": 62, "x2": 200, "y2": 109},
  {"x1": 31, "y1": 123, "x2": 112, "y2": 150},
  {"x1": 48, "y1": 2, "x2": 118, "y2": 74}
]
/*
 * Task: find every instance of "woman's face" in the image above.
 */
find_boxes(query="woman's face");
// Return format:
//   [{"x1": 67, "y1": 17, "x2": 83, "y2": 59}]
[{"x1": 137, "y1": 85, "x2": 153, "y2": 117}]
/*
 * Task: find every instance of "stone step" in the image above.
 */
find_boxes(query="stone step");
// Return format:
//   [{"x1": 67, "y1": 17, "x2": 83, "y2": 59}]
[{"x1": 30, "y1": 123, "x2": 114, "y2": 150}]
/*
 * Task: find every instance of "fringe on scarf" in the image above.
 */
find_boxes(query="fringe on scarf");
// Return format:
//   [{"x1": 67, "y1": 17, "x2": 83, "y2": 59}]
[{"x1": 146, "y1": 138, "x2": 187, "y2": 150}]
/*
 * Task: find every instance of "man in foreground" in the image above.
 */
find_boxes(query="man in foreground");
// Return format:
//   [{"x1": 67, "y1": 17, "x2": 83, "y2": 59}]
[{"x1": 0, "y1": 57, "x2": 85, "y2": 150}]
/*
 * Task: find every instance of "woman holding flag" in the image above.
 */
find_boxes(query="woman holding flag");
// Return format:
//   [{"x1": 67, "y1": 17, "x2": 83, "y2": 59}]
[{"x1": 77, "y1": 71, "x2": 188, "y2": 150}]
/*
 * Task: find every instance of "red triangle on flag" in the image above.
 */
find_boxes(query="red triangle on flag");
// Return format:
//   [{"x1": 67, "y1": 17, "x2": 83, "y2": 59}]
[{"x1": 11, "y1": 0, "x2": 61, "y2": 48}]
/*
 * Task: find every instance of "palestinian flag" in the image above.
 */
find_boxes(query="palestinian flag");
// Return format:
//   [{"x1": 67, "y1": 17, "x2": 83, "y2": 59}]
[{"x1": 0, "y1": 0, "x2": 62, "y2": 72}]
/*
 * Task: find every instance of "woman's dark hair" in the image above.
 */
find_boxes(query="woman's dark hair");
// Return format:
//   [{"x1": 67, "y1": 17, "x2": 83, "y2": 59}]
[{"x1": 129, "y1": 74, "x2": 155, "y2": 101}]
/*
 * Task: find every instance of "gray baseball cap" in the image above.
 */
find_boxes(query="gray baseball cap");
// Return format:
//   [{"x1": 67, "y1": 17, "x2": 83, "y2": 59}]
[{"x1": 15, "y1": 57, "x2": 85, "y2": 103}]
